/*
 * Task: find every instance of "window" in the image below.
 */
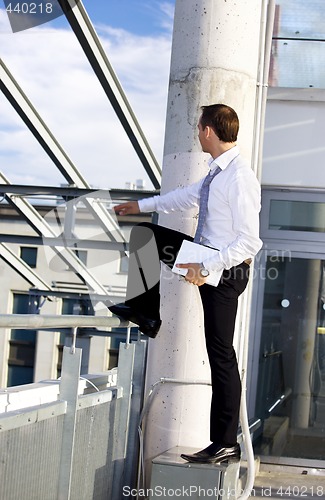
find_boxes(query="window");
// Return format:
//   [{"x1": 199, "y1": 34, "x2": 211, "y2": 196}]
[
  {"x1": 73, "y1": 249, "x2": 87, "y2": 266},
  {"x1": 65, "y1": 249, "x2": 88, "y2": 271},
  {"x1": 61, "y1": 297, "x2": 94, "y2": 316},
  {"x1": 261, "y1": 189, "x2": 325, "y2": 244},
  {"x1": 119, "y1": 251, "x2": 129, "y2": 273},
  {"x1": 7, "y1": 293, "x2": 39, "y2": 387},
  {"x1": 269, "y1": 200, "x2": 325, "y2": 232},
  {"x1": 20, "y1": 247, "x2": 38, "y2": 268},
  {"x1": 56, "y1": 296, "x2": 94, "y2": 377}
]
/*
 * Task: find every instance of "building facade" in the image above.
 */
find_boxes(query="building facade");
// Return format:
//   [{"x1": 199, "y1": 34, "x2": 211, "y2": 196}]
[
  {"x1": 236, "y1": 0, "x2": 325, "y2": 465},
  {"x1": 0, "y1": 191, "x2": 152, "y2": 387}
]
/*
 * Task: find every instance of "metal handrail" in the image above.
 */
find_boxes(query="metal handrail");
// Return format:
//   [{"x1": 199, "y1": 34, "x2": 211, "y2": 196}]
[{"x1": 0, "y1": 313, "x2": 132, "y2": 330}]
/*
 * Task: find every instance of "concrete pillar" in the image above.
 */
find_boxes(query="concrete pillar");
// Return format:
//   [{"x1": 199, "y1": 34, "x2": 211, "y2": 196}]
[{"x1": 144, "y1": 0, "x2": 264, "y2": 472}]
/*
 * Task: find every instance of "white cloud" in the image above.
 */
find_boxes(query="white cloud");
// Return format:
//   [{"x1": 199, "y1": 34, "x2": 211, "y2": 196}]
[
  {"x1": 0, "y1": 8, "x2": 172, "y2": 189},
  {"x1": 159, "y1": 2, "x2": 175, "y2": 31}
]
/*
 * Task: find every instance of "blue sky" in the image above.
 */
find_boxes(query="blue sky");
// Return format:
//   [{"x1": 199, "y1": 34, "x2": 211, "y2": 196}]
[
  {"x1": 81, "y1": 0, "x2": 175, "y2": 36},
  {"x1": 39, "y1": 0, "x2": 175, "y2": 36},
  {"x1": 0, "y1": 1, "x2": 175, "y2": 189}
]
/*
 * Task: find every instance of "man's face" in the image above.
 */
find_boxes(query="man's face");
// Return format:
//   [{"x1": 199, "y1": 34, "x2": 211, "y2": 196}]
[{"x1": 198, "y1": 119, "x2": 207, "y2": 152}]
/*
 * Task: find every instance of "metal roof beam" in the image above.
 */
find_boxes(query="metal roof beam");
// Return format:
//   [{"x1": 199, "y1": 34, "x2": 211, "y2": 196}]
[
  {"x1": 0, "y1": 234, "x2": 127, "y2": 251},
  {"x1": 0, "y1": 185, "x2": 108, "y2": 199},
  {"x1": 0, "y1": 184, "x2": 157, "y2": 199},
  {"x1": 58, "y1": 0, "x2": 162, "y2": 189},
  {"x1": 0, "y1": 172, "x2": 113, "y2": 296},
  {"x1": 0, "y1": 59, "x2": 125, "y2": 243}
]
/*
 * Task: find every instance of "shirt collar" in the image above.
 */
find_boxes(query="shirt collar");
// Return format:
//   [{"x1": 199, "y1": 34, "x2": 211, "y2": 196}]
[{"x1": 208, "y1": 145, "x2": 239, "y2": 172}]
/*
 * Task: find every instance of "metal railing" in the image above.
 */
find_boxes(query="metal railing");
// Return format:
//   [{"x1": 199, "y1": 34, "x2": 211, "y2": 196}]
[{"x1": 0, "y1": 314, "x2": 147, "y2": 500}]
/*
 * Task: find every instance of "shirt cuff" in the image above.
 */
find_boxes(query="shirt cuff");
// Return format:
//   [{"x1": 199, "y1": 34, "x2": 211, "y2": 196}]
[
  {"x1": 203, "y1": 253, "x2": 224, "y2": 273},
  {"x1": 138, "y1": 197, "x2": 157, "y2": 213}
]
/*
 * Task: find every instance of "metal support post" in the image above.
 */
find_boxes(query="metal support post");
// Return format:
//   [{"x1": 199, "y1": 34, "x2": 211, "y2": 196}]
[
  {"x1": 58, "y1": 345, "x2": 82, "y2": 500},
  {"x1": 124, "y1": 340, "x2": 148, "y2": 491},
  {"x1": 65, "y1": 327, "x2": 92, "y2": 376},
  {"x1": 64, "y1": 201, "x2": 77, "y2": 240},
  {"x1": 111, "y1": 341, "x2": 136, "y2": 500}
]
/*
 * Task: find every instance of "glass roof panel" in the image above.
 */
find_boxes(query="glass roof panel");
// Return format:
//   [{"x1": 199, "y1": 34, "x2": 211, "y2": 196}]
[
  {"x1": 269, "y1": 0, "x2": 325, "y2": 88},
  {"x1": 275, "y1": 0, "x2": 325, "y2": 40}
]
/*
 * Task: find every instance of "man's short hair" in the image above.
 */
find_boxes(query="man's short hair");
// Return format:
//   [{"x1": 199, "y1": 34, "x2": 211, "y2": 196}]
[{"x1": 200, "y1": 104, "x2": 239, "y2": 142}]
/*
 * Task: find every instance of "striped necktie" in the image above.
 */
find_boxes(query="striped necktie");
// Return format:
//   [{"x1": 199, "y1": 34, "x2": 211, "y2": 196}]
[{"x1": 193, "y1": 166, "x2": 222, "y2": 243}]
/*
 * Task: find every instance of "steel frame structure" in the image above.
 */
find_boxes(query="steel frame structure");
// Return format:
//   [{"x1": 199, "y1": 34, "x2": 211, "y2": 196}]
[
  {"x1": 0, "y1": 0, "x2": 161, "y2": 296},
  {"x1": 57, "y1": 0, "x2": 162, "y2": 190}
]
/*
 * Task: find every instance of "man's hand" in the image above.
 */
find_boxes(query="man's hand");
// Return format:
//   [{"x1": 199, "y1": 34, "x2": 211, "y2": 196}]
[
  {"x1": 176, "y1": 263, "x2": 207, "y2": 286},
  {"x1": 114, "y1": 201, "x2": 140, "y2": 216}
]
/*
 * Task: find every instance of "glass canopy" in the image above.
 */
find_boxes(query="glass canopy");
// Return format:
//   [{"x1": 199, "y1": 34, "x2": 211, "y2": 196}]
[{"x1": 270, "y1": 0, "x2": 325, "y2": 88}]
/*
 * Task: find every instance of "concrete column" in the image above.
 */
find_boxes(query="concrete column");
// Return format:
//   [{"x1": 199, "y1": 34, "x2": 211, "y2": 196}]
[{"x1": 144, "y1": 0, "x2": 263, "y2": 471}]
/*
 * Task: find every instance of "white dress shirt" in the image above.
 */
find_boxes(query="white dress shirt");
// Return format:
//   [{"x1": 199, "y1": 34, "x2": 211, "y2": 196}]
[{"x1": 138, "y1": 146, "x2": 262, "y2": 281}]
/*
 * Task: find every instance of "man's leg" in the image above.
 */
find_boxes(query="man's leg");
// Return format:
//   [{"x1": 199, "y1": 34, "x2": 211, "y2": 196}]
[
  {"x1": 111, "y1": 222, "x2": 192, "y2": 333},
  {"x1": 199, "y1": 262, "x2": 250, "y2": 446},
  {"x1": 124, "y1": 222, "x2": 162, "y2": 319}
]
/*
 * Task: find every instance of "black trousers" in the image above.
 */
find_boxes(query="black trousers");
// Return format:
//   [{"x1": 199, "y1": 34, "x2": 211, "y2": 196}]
[{"x1": 125, "y1": 222, "x2": 250, "y2": 446}]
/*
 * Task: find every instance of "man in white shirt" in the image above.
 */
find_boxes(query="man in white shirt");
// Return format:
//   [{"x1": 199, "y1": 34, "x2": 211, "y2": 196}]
[{"x1": 110, "y1": 104, "x2": 262, "y2": 464}]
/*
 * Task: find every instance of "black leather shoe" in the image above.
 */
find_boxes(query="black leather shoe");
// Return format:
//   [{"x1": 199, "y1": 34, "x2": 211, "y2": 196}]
[
  {"x1": 181, "y1": 443, "x2": 240, "y2": 464},
  {"x1": 109, "y1": 304, "x2": 161, "y2": 339}
]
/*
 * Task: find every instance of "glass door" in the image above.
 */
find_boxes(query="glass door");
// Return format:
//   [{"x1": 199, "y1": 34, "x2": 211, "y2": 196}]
[{"x1": 252, "y1": 255, "x2": 325, "y2": 462}]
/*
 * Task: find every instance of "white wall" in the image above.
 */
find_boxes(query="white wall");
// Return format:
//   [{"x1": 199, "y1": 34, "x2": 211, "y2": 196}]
[{"x1": 262, "y1": 90, "x2": 325, "y2": 188}]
